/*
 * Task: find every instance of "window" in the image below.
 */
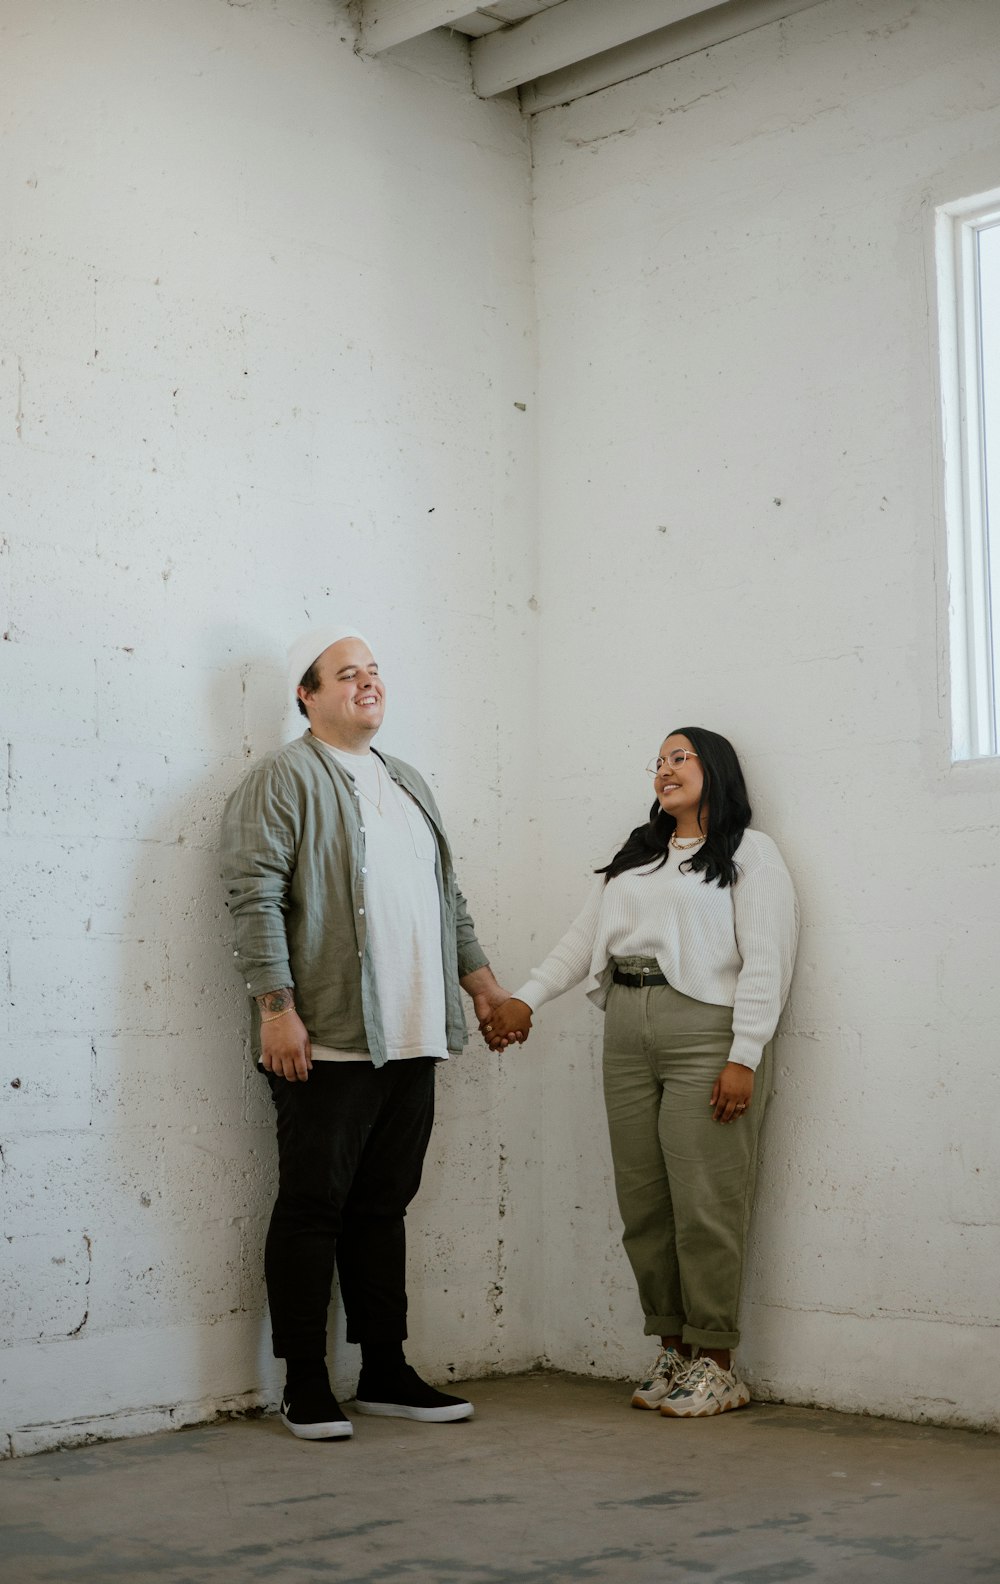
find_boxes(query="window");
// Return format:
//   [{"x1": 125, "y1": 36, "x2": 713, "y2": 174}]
[{"x1": 937, "y1": 190, "x2": 1000, "y2": 761}]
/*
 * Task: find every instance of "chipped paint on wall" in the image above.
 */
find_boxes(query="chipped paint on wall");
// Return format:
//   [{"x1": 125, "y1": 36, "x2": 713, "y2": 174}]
[
  {"x1": 0, "y1": 0, "x2": 541, "y2": 1456},
  {"x1": 528, "y1": 0, "x2": 1000, "y2": 1432}
]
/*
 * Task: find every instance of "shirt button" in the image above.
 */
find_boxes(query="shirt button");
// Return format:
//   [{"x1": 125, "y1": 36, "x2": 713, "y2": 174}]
[
  {"x1": 360, "y1": 826, "x2": 366, "y2": 834},
  {"x1": 246, "y1": 982, "x2": 252, "y2": 990},
  {"x1": 358, "y1": 951, "x2": 363, "y2": 958},
  {"x1": 361, "y1": 867, "x2": 367, "y2": 874},
  {"x1": 358, "y1": 908, "x2": 365, "y2": 916},
  {"x1": 233, "y1": 950, "x2": 238, "y2": 957}
]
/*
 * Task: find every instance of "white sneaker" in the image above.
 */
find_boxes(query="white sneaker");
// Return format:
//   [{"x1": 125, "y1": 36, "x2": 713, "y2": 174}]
[
  {"x1": 659, "y1": 1356, "x2": 750, "y2": 1417},
  {"x1": 631, "y1": 1347, "x2": 691, "y2": 1410}
]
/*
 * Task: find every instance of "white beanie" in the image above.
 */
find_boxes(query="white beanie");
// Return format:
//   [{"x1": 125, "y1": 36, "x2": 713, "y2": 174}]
[{"x1": 287, "y1": 625, "x2": 371, "y2": 700}]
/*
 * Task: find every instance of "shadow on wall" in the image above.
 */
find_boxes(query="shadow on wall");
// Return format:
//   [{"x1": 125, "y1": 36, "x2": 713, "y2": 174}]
[{"x1": 104, "y1": 646, "x2": 291, "y2": 1428}]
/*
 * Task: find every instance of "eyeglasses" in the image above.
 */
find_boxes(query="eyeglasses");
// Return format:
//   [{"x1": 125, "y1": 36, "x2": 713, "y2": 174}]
[{"x1": 645, "y1": 750, "x2": 700, "y2": 775}]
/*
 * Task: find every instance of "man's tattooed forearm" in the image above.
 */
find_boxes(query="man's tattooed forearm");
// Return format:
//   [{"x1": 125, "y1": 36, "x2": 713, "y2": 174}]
[{"x1": 257, "y1": 988, "x2": 295, "y2": 1016}]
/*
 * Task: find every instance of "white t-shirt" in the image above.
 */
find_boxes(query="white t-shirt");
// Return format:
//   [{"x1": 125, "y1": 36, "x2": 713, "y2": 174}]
[{"x1": 310, "y1": 743, "x2": 448, "y2": 1063}]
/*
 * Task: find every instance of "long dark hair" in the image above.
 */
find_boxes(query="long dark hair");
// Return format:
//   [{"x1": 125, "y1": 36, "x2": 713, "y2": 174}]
[{"x1": 597, "y1": 727, "x2": 751, "y2": 890}]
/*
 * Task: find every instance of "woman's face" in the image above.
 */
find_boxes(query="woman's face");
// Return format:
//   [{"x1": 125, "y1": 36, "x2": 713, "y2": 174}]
[{"x1": 652, "y1": 734, "x2": 705, "y2": 826}]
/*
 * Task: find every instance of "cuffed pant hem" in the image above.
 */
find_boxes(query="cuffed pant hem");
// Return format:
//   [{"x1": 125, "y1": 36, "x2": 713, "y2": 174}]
[
  {"x1": 683, "y1": 1325, "x2": 740, "y2": 1349},
  {"x1": 643, "y1": 1314, "x2": 686, "y2": 1337}
]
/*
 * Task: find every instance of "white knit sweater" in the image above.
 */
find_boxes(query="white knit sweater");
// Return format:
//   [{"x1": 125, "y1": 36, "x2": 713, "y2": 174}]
[{"x1": 514, "y1": 829, "x2": 799, "y2": 1072}]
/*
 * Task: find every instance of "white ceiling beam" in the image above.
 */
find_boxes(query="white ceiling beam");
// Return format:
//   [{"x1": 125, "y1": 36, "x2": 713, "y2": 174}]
[
  {"x1": 449, "y1": 13, "x2": 507, "y2": 37},
  {"x1": 517, "y1": 0, "x2": 829, "y2": 112},
  {"x1": 359, "y1": 1, "x2": 481, "y2": 54},
  {"x1": 472, "y1": 0, "x2": 724, "y2": 98}
]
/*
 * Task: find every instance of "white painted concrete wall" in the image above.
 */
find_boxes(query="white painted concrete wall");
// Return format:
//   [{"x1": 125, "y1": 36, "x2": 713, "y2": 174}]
[
  {"x1": 529, "y1": 0, "x2": 1000, "y2": 1431},
  {"x1": 0, "y1": 0, "x2": 541, "y2": 1456},
  {"x1": 5, "y1": 0, "x2": 1000, "y2": 1455}
]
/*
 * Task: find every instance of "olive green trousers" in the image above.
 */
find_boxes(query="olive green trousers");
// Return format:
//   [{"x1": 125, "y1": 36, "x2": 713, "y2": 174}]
[{"x1": 602, "y1": 957, "x2": 771, "y2": 1350}]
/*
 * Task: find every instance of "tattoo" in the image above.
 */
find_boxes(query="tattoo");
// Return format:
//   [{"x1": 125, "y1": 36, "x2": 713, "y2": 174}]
[{"x1": 257, "y1": 987, "x2": 294, "y2": 1016}]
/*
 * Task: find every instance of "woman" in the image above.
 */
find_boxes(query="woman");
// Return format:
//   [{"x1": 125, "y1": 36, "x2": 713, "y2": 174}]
[{"x1": 485, "y1": 728, "x2": 798, "y2": 1418}]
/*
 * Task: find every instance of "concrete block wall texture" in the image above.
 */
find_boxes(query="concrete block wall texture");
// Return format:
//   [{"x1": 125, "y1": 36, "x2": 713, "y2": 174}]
[
  {"x1": 0, "y1": 0, "x2": 542, "y2": 1456},
  {"x1": 529, "y1": 0, "x2": 1000, "y2": 1431},
  {"x1": 4, "y1": 0, "x2": 1000, "y2": 1457}
]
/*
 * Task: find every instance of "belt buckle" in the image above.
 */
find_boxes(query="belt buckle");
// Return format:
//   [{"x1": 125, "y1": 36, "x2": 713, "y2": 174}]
[{"x1": 639, "y1": 965, "x2": 650, "y2": 983}]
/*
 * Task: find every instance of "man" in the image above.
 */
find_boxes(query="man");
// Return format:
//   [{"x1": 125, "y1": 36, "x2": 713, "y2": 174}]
[{"x1": 220, "y1": 625, "x2": 513, "y2": 1440}]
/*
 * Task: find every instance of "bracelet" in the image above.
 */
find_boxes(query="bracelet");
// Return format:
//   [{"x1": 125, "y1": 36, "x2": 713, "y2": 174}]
[{"x1": 261, "y1": 1006, "x2": 295, "y2": 1025}]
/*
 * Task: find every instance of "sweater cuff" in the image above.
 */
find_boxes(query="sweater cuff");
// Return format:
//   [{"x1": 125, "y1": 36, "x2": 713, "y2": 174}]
[
  {"x1": 728, "y1": 1034, "x2": 763, "y2": 1072},
  {"x1": 513, "y1": 980, "x2": 551, "y2": 1015}
]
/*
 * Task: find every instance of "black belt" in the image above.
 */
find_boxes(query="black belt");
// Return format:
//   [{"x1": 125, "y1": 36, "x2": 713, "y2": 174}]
[{"x1": 612, "y1": 968, "x2": 669, "y2": 988}]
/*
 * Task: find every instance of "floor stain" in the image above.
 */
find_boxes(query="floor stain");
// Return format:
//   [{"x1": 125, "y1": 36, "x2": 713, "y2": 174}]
[
  {"x1": 716, "y1": 1562, "x2": 816, "y2": 1584},
  {"x1": 453, "y1": 1495, "x2": 522, "y2": 1505},
  {"x1": 655, "y1": 1559, "x2": 716, "y2": 1576},
  {"x1": 309, "y1": 1520, "x2": 402, "y2": 1541},
  {"x1": 322, "y1": 1553, "x2": 648, "y2": 1583},
  {"x1": 597, "y1": 1489, "x2": 700, "y2": 1508},
  {"x1": 814, "y1": 1533, "x2": 938, "y2": 1561},
  {"x1": 250, "y1": 1491, "x2": 340, "y2": 1507},
  {"x1": 1, "y1": 1524, "x2": 87, "y2": 1560},
  {"x1": 13, "y1": 1426, "x2": 223, "y2": 1479}
]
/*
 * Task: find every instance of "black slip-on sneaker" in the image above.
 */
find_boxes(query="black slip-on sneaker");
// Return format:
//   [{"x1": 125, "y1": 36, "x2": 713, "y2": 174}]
[
  {"x1": 353, "y1": 1363, "x2": 473, "y2": 1423},
  {"x1": 279, "y1": 1386, "x2": 354, "y2": 1440}
]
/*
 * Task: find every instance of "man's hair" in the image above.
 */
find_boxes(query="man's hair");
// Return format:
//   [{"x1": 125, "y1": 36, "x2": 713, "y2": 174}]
[{"x1": 296, "y1": 661, "x2": 321, "y2": 720}]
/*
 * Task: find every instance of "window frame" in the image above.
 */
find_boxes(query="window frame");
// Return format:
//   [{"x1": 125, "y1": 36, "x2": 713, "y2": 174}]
[{"x1": 937, "y1": 189, "x2": 1000, "y2": 762}]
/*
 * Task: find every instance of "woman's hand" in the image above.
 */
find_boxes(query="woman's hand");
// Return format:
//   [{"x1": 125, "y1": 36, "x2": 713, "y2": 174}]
[
  {"x1": 711, "y1": 1061, "x2": 754, "y2": 1123},
  {"x1": 481, "y1": 998, "x2": 533, "y2": 1052}
]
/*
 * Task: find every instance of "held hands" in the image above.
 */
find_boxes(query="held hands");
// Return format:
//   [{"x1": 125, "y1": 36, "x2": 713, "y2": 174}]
[
  {"x1": 461, "y1": 967, "x2": 530, "y2": 1053},
  {"x1": 481, "y1": 997, "x2": 533, "y2": 1052},
  {"x1": 711, "y1": 1061, "x2": 753, "y2": 1123},
  {"x1": 463, "y1": 967, "x2": 526, "y2": 1051}
]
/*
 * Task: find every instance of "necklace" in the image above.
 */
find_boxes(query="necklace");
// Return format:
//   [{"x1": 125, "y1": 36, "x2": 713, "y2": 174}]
[
  {"x1": 670, "y1": 832, "x2": 704, "y2": 850},
  {"x1": 354, "y1": 757, "x2": 385, "y2": 816}
]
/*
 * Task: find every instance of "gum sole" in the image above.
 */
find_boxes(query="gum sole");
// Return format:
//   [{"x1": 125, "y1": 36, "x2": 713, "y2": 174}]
[{"x1": 660, "y1": 1398, "x2": 750, "y2": 1418}]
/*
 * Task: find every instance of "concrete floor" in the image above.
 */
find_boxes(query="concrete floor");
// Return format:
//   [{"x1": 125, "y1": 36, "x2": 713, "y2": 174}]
[{"x1": 3, "y1": 1373, "x2": 999, "y2": 1584}]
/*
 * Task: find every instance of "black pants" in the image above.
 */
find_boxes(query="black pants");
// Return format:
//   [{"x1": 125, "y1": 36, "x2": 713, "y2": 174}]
[{"x1": 264, "y1": 1058, "x2": 436, "y2": 1359}]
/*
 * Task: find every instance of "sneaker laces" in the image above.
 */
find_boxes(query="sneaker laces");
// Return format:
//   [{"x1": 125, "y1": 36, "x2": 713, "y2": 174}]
[
  {"x1": 641, "y1": 1347, "x2": 688, "y2": 1389},
  {"x1": 645, "y1": 1348, "x2": 674, "y2": 1384},
  {"x1": 674, "y1": 1357, "x2": 723, "y2": 1393}
]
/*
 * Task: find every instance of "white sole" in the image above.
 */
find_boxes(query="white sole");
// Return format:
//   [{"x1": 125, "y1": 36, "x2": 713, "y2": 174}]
[
  {"x1": 353, "y1": 1399, "x2": 474, "y2": 1423},
  {"x1": 279, "y1": 1410, "x2": 354, "y2": 1440}
]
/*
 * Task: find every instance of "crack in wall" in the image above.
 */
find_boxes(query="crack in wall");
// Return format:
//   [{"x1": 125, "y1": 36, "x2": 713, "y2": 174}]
[
  {"x1": 14, "y1": 355, "x2": 24, "y2": 440},
  {"x1": 565, "y1": 86, "x2": 731, "y2": 148},
  {"x1": 67, "y1": 1234, "x2": 92, "y2": 1338}
]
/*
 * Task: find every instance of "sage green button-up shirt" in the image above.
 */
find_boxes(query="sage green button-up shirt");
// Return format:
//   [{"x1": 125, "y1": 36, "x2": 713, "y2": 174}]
[{"x1": 219, "y1": 732, "x2": 489, "y2": 1068}]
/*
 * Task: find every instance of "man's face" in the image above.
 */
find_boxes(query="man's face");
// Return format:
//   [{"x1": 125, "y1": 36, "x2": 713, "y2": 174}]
[{"x1": 298, "y1": 638, "x2": 385, "y2": 745}]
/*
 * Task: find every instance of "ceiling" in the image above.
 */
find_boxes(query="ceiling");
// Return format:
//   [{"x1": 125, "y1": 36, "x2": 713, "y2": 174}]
[
  {"x1": 357, "y1": 0, "x2": 831, "y2": 111},
  {"x1": 443, "y1": 1, "x2": 568, "y2": 40}
]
